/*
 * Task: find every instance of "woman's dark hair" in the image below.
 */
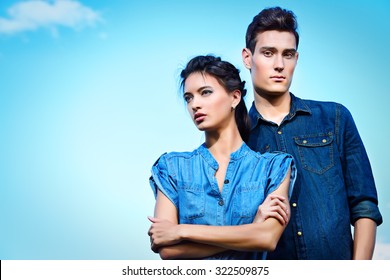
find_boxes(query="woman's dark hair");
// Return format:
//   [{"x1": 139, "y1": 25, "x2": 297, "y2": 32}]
[
  {"x1": 246, "y1": 6, "x2": 299, "y2": 53},
  {"x1": 180, "y1": 55, "x2": 250, "y2": 143}
]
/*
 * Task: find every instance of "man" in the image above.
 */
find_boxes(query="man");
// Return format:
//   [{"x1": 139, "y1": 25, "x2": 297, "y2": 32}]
[{"x1": 242, "y1": 6, "x2": 382, "y2": 259}]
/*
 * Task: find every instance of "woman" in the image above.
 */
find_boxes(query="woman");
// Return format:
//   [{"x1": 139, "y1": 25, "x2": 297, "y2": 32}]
[{"x1": 148, "y1": 55, "x2": 296, "y2": 259}]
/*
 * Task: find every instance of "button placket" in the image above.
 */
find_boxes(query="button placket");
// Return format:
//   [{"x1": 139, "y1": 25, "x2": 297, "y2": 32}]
[{"x1": 276, "y1": 127, "x2": 287, "y2": 152}]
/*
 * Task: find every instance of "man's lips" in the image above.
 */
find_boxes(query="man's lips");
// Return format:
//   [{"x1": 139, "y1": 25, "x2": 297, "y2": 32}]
[
  {"x1": 194, "y1": 113, "x2": 206, "y2": 122},
  {"x1": 270, "y1": 75, "x2": 286, "y2": 81}
]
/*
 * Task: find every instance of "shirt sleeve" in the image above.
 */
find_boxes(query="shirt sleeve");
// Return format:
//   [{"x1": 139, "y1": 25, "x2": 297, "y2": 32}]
[
  {"x1": 149, "y1": 153, "x2": 179, "y2": 208},
  {"x1": 338, "y1": 104, "x2": 383, "y2": 225},
  {"x1": 264, "y1": 153, "x2": 297, "y2": 199}
]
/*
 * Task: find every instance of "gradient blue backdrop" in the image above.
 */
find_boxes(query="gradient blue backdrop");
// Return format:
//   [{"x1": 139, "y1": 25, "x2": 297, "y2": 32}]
[{"x1": 0, "y1": 0, "x2": 389, "y2": 259}]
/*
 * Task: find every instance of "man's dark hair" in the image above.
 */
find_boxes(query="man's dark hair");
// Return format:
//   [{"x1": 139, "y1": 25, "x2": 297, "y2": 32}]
[{"x1": 246, "y1": 6, "x2": 299, "y2": 53}]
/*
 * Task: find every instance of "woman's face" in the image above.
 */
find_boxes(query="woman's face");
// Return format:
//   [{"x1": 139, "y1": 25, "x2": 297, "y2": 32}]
[{"x1": 183, "y1": 72, "x2": 239, "y2": 132}]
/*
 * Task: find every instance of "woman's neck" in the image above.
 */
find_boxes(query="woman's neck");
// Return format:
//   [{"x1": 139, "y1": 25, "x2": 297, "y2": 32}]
[
  {"x1": 204, "y1": 124, "x2": 243, "y2": 192},
  {"x1": 205, "y1": 127, "x2": 243, "y2": 159}
]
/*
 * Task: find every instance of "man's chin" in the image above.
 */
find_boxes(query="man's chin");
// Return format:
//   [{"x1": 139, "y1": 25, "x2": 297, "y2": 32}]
[{"x1": 255, "y1": 88, "x2": 288, "y2": 98}]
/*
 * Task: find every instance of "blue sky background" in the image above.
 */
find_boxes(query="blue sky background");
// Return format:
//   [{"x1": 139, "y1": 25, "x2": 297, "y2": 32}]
[{"x1": 0, "y1": 0, "x2": 389, "y2": 260}]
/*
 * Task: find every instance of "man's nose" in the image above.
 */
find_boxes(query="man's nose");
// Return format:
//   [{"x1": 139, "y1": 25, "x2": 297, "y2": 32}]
[{"x1": 274, "y1": 55, "x2": 285, "y2": 72}]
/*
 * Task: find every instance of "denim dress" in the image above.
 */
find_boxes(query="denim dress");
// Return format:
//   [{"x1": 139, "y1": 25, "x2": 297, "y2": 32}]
[{"x1": 149, "y1": 143, "x2": 296, "y2": 260}]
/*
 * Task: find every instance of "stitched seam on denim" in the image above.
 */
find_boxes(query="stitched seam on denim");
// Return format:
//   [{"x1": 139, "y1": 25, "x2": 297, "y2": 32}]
[{"x1": 335, "y1": 103, "x2": 341, "y2": 147}]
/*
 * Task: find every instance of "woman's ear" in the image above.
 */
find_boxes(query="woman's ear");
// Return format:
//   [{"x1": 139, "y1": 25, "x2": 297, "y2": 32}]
[
  {"x1": 242, "y1": 48, "x2": 252, "y2": 69},
  {"x1": 231, "y1": 90, "x2": 242, "y2": 109}
]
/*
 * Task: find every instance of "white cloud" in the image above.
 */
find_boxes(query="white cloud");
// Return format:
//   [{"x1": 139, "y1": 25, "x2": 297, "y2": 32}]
[
  {"x1": 0, "y1": 0, "x2": 101, "y2": 35},
  {"x1": 373, "y1": 242, "x2": 390, "y2": 260}
]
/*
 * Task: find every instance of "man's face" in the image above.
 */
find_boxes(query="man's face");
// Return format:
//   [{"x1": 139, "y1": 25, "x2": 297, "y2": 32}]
[{"x1": 243, "y1": 30, "x2": 298, "y2": 98}]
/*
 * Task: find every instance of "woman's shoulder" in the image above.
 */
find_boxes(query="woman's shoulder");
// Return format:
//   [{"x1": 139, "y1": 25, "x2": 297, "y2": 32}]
[
  {"x1": 152, "y1": 146, "x2": 202, "y2": 166},
  {"x1": 240, "y1": 143, "x2": 291, "y2": 161},
  {"x1": 251, "y1": 151, "x2": 294, "y2": 169},
  {"x1": 260, "y1": 151, "x2": 293, "y2": 160},
  {"x1": 248, "y1": 149, "x2": 293, "y2": 161},
  {"x1": 162, "y1": 147, "x2": 201, "y2": 159}
]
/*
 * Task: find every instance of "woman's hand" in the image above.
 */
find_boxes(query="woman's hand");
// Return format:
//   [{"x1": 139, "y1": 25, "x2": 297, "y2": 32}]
[
  {"x1": 148, "y1": 216, "x2": 182, "y2": 253},
  {"x1": 253, "y1": 194, "x2": 289, "y2": 225}
]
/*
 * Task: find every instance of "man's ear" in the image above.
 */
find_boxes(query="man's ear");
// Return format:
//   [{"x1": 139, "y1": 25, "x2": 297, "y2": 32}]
[{"x1": 242, "y1": 48, "x2": 252, "y2": 70}]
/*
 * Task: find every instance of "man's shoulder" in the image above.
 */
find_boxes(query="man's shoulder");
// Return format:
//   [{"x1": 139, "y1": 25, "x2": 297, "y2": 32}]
[
  {"x1": 297, "y1": 96, "x2": 339, "y2": 106},
  {"x1": 295, "y1": 95, "x2": 349, "y2": 113}
]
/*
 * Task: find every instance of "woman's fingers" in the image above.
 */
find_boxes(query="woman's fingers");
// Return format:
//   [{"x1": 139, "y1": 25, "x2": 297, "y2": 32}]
[
  {"x1": 268, "y1": 194, "x2": 286, "y2": 202},
  {"x1": 255, "y1": 197, "x2": 289, "y2": 225},
  {"x1": 270, "y1": 205, "x2": 289, "y2": 224}
]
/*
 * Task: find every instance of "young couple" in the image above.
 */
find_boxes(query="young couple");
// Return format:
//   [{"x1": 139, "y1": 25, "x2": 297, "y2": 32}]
[{"x1": 148, "y1": 6, "x2": 382, "y2": 260}]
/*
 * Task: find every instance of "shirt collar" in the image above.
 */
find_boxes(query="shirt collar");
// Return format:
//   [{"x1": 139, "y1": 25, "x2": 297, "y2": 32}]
[
  {"x1": 198, "y1": 142, "x2": 251, "y2": 169},
  {"x1": 249, "y1": 93, "x2": 311, "y2": 129}
]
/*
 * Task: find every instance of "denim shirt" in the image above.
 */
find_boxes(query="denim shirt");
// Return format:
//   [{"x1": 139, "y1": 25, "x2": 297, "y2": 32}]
[
  {"x1": 248, "y1": 93, "x2": 383, "y2": 260},
  {"x1": 150, "y1": 142, "x2": 296, "y2": 260}
]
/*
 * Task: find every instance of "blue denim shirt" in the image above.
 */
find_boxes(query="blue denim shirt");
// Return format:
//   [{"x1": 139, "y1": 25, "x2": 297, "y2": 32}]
[
  {"x1": 248, "y1": 93, "x2": 383, "y2": 260},
  {"x1": 150, "y1": 142, "x2": 296, "y2": 260}
]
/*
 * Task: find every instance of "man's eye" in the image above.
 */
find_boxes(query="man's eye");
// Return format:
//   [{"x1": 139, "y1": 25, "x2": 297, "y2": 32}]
[
  {"x1": 284, "y1": 52, "x2": 294, "y2": 58},
  {"x1": 263, "y1": 51, "x2": 273, "y2": 57}
]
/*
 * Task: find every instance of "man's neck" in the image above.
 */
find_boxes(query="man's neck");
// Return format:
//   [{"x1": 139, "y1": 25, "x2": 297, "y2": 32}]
[{"x1": 254, "y1": 92, "x2": 291, "y2": 126}]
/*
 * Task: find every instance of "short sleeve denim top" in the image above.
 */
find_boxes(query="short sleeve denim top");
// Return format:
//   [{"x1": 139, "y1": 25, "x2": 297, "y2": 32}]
[{"x1": 149, "y1": 142, "x2": 296, "y2": 260}]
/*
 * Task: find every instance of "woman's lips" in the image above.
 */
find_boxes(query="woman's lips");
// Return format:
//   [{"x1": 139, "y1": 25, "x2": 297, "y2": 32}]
[{"x1": 194, "y1": 113, "x2": 206, "y2": 122}]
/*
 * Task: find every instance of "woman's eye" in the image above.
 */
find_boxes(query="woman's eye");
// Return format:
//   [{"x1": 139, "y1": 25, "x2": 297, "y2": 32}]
[
  {"x1": 201, "y1": 90, "x2": 212, "y2": 96},
  {"x1": 184, "y1": 95, "x2": 193, "y2": 103}
]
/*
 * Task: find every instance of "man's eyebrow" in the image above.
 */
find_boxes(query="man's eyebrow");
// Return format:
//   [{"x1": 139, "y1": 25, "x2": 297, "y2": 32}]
[
  {"x1": 259, "y1": 46, "x2": 297, "y2": 53},
  {"x1": 259, "y1": 46, "x2": 277, "y2": 51},
  {"x1": 283, "y1": 48, "x2": 297, "y2": 53}
]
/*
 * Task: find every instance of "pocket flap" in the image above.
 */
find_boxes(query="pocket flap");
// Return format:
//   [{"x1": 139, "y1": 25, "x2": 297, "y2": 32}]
[{"x1": 294, "y1": 133, "x2": 333, "y2": 147}]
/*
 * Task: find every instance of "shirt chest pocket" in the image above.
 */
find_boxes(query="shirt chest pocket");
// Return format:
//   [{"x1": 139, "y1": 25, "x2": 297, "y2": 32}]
[
  {"x1": 177, "y1": 182, "x2": 205, "y2": 222},
  {"x1": 232, "y1": 183, "x2": 265, "y2": 224},
  {"x1": 294, "y1": 132, "x2": 334, "y2": 174}
]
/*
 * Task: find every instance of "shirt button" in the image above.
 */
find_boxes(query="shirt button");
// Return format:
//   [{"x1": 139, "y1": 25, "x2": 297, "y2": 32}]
[
  {"x1": 297, "y1": 231, "x2": 302, "y2": 236},
  {"x1": 224, "y1": 179, "x2": 229, "y2": 184},
  {"x1": 292, "y1": 203, "x2": 297, "y2": 207},
  {"x1": 277, "y1": 131, "x2": 282, "y2": 135},
  {"x1": 302, "y1": 140, "x2": 307, "y2": 144},
  {"x1": 322, "y1": 139, "x2": 327, "y2": 143},
  {"x1": 218, "y1": 199, "x2": 224, "y2": 206}
]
